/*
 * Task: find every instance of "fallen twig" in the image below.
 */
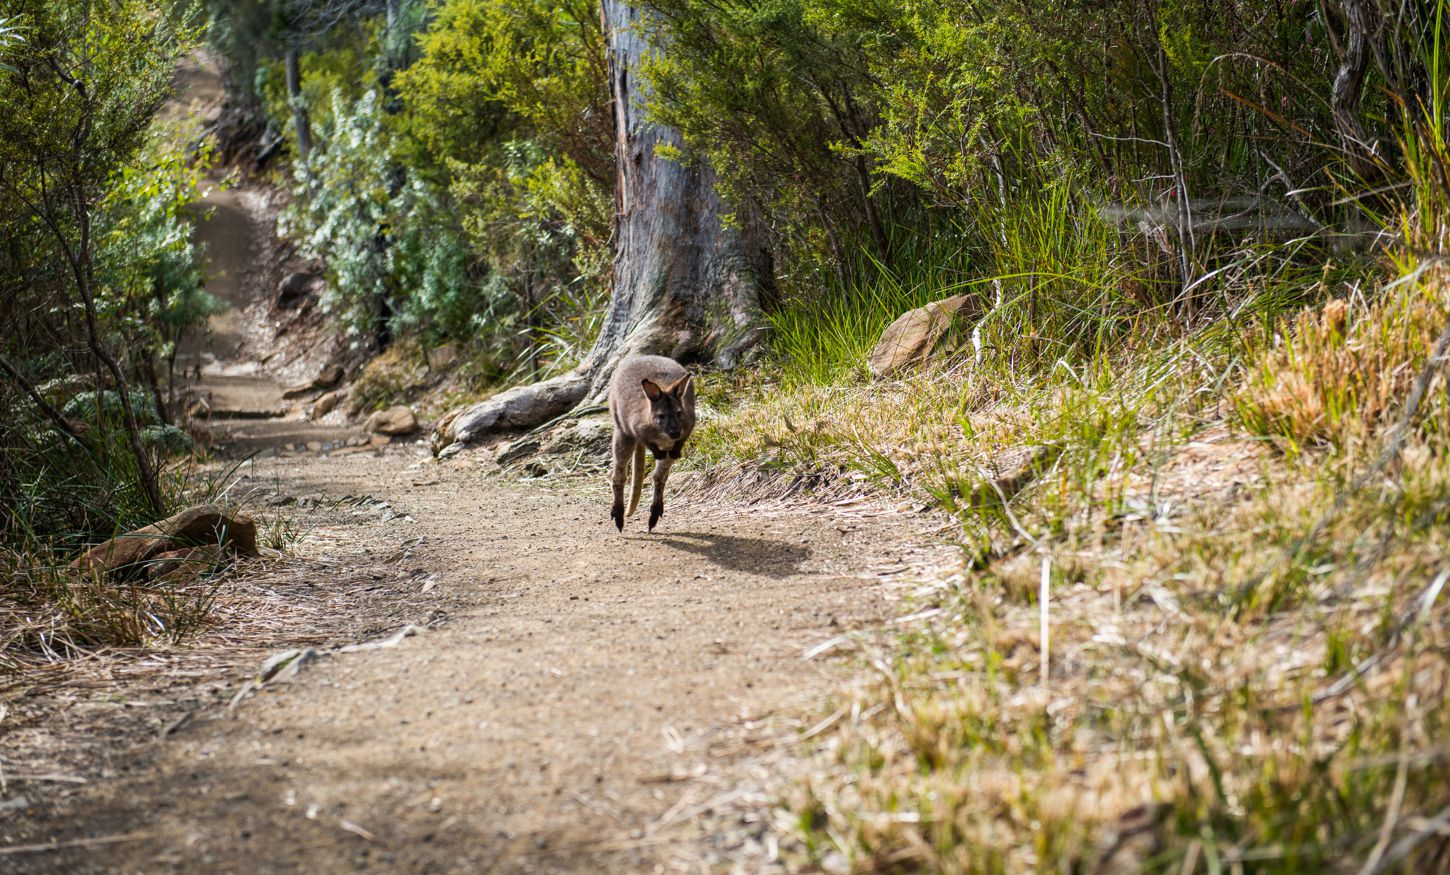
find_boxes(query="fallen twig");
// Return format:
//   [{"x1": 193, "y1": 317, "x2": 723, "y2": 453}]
[{"x1": 0, "y1": 832, "x2": 152, "y2": 855}]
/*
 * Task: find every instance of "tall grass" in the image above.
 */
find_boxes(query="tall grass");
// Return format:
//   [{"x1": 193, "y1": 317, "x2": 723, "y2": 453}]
[
  {"x1": 1, "y1": 397, "x2": 179, "y2": 553},
  {"x1": 767, "y1": 232, "x2": 977, "y2": 387},
  {"x1": 766, "y1": 183, "x2": 1139, "y2": 391},
  {"x1": 1, "y1": 393, "x2": 244, "y2": 665},
  {"x1": 689, "y1": 18, "x2": 1450, "y2": 871}
]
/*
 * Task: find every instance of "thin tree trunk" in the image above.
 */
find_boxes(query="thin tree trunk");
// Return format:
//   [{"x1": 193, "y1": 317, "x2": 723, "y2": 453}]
[
  {"x1": 142, "y1": 357, "x2": 170, "y2": 426},
  {"x1": 75, "y1": 235, "x2": 164, "y2": 514},
  {"x1": 434, "y1": 1, "x2": 771, "y2": 452},
  {"x1": 35, "y1": 172, "x2": 165, "y2": 514},
  {"x1": 285, "y1": 46, "x2": 312, "y2": 165},
  {"x1": 1330, "y1": 0, "x2": 1377, "y2": 176}
]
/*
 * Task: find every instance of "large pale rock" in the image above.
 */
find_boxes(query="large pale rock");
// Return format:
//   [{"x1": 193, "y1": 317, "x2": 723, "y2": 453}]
[
  {"x1": 283, "y1": 365, "x2": 345, "y2": 399},
  {"x1": 310, "y1": 389, "x2": 344, "y2": 420},
  {"x1": 145, "y1": 545, "x2": 225, "y2": 585},
  {"x1": 869, "y1": 295, "x2": 982, "y2": 377},
  {"x1": 366, "y1": 405, "x2": 418, "y2": 436},
  {"x1": 72, "y1": 505, "x2": 258, "y2": 579}
]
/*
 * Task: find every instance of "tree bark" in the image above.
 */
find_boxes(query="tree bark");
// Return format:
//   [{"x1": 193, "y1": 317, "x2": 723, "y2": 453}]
[
  {"x1": 74, "y1": 219, "x2": 165, "y2": 515},
  {"x1": 1330, "y1": 0, "x2": 1377, "y2": 176},
  {"x1": 434, "y1": 1, "x2": 771, "y2": 452},
  {"x1": 285, "y1": 46, "x2": 312, "y2": 165}
]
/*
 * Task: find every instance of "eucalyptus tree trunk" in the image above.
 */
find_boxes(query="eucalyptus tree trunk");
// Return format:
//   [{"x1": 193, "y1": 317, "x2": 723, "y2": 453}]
[
  {"x1": 434, "y1": 1, "x2": 771, "y2": 452},
  {"x1": 285, "y1": 46, "x2": 312, "y2": 164}
]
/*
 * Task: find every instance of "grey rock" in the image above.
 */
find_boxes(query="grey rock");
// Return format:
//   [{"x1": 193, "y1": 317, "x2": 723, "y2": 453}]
[{"x1": 276, "y1": 271, "x2": 316, "y2": 310}]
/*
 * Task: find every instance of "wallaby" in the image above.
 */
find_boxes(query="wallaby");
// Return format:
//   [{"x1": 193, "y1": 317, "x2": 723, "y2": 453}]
[{"x1": 607, "y1": 355, "x2": 696, "y2": 532}]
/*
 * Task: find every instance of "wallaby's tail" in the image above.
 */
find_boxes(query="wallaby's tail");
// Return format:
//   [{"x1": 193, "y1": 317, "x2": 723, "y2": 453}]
[{"x1": 626, "y1": 444, "x2": 647, "y2": 516}]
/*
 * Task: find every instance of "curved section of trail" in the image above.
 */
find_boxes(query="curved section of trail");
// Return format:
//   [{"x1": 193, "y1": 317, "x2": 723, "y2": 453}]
[{"x1": 4, "y1": 54, "x2": 935, "y2": 874}]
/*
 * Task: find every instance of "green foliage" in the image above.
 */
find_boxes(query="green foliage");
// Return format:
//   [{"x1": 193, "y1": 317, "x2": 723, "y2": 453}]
[
  {"x1": 266, "y1": 0, "x2": 614, "y2": 375},
  {"x1": 446, "y1": 139, "x2": 612, "y2": 377},
  {"x1": 393, "y1": 0, "x2": 613, "y2": 374},
  {"x1": 62, "y1": 391, "x2": 161, "y2": 427},
  {"x1": 257, "y1": 24, "x2": 375, "y2": 137},
  {"x1": 640, "y1": 0, "x2": 1371, "y2": 303},
  {"x1": 281, "y1": 88, "x2": 484, "y2": 345},
  {"x1": 0, "y1": 14, "x2": 21, "y2": 72},
  {"x1": 95, "y1": 123, "x2": 220, "y2": 377},
  {"x1": 391, "y1": 0, "x2": 610, "y2": 182},
  {"x1": 0, "y1": 0, "x2": 206, "y2": 552},
  {"x1": 642, "y1": 0, "x2": 901, "y2": 272}
]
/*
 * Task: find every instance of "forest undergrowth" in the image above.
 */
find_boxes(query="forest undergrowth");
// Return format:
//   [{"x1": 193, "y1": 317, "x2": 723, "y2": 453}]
[{"x1": 681, "y1": 62, "x2": 1450, "y2": 875}]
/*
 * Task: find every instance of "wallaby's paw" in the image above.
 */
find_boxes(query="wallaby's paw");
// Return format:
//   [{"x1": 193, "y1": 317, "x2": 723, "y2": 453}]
[
  {"x1": 648, "y1": 503, "x2": 663, "y2": 532},
  {"x1": 611, "y1": 504, "x2": 625, "y2": 531}
]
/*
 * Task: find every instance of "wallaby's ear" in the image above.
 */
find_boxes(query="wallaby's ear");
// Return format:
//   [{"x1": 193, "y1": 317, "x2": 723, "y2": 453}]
[
  {"x1": 641, "y1": 378, "x2": 664, "y2": 401},
  {"x1": 673, "y1": 373, "x2": 694, "y2": 399}
]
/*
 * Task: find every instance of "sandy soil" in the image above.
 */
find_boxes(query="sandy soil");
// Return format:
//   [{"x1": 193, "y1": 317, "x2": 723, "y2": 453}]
[
  {"x1": 8, "y1": 445, "x2": 928, "y2": 873},
  {"x1": 0, "y1": 56, "x2": 940, "y2": 874}
]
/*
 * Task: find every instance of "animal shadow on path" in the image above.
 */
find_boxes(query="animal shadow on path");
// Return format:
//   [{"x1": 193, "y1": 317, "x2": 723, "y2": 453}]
[{"x1": 640, "y1": 530, "x2": 811, "y2": 579}]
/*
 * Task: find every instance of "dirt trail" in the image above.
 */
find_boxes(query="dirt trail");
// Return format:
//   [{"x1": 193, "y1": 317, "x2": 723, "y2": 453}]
[
  {"x1": 16, "y1": 452, "x2": 924, "y2": 873},
  {"x1": 3, "y1": 60, "x2": 937, "y2": 873}
]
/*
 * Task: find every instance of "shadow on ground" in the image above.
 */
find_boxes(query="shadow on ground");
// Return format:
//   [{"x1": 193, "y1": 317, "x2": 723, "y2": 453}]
[{"x1": 641, "y1": 530, "x2": 811, "y2": 579}]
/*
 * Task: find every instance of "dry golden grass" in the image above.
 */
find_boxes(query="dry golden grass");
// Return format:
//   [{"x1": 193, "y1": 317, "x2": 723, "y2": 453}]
[
  {"x1": 774, "y1": 421, "x2": 1450, "y2": 873},
  {"x1": 694, "y1": 264, "x2": 1450, "y2": 871},
  {"x1": 1235, "y1": 266, "x2": 1450, "y2": 450}
]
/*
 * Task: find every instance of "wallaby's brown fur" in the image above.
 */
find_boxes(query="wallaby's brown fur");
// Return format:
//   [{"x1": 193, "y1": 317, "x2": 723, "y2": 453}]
[{"x1": 607, "y1": 355, "x2": 696, "y2": 532}]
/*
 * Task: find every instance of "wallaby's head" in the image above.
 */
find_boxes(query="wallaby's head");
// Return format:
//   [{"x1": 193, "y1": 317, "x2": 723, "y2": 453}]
[{"x1": 640, "y1": 374, "x2": 693, "y2": 441}]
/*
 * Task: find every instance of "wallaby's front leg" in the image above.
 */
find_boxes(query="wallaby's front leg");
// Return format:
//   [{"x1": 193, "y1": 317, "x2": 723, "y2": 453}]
[
  {"x1": 648, "y1": 455, "x2": 674, "y2": 532},
  {"x1": 609, "y1": 431, "x2": 633, "y2": 532}
]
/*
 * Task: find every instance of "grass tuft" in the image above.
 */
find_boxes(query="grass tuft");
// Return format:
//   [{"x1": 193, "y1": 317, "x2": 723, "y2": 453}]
[{"x1": 1234, "y1": 270, "x2": 1450, "y2": 452}]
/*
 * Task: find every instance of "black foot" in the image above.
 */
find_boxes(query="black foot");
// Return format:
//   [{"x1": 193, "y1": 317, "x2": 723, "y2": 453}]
[
  {"x1": 611, "y1": 504, "x2": 624, "y2": 532},
  {"x1": 648, "y1": 503, "x2": 663, "y2": 532}
]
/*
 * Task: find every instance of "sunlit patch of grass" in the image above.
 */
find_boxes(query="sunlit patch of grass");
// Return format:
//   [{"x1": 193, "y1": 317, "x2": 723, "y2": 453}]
[
  {"x1": 785, "y1": 427, "x2": 1450, "y2": 872},
  {"x1": 685, "y1": 58, "x2": 1450, "y2": 869},
  {"x1": 735, "y1": 256, "x2": 1450, "y2": 869},
  {"x1": 1233, "y1": 269, "x2": 1450, "y2": 452},
  {"x1": 698, "y1": 206, "x2": 1448, "y2": 875}
]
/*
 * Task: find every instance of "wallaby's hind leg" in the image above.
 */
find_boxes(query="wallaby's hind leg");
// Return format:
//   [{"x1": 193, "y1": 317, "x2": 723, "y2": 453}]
[
  {"x1": 609, "y1": 430, "x2": 635, "y2": 531},
  {"x1": 626, "y1": 444, "x2": 647, "y2": 517},
  {"x1": 648, "y1": 455, "x2": 675, "y2": 532}
]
